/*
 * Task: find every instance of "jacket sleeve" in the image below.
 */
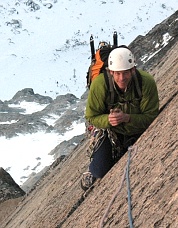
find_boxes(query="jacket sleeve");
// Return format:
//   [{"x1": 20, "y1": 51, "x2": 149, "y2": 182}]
[{"x1": 85, "y1": 74, "x2": 114, "y2": 129}]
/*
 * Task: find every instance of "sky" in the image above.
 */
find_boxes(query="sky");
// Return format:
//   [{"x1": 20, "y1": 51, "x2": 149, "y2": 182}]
[{"x1": 0, "y1": 0, "x2": 178, "y2": 187}]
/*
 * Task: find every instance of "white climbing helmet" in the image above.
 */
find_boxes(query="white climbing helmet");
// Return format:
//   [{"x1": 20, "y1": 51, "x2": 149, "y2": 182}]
[{"x1": 108, "y1": 47, "x2": 136, "y2": 71}]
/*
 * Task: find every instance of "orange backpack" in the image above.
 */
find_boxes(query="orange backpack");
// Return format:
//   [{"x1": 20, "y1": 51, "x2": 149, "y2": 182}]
[{"x1": 86, "y1": 32, "x2": 118, "y2": 88}]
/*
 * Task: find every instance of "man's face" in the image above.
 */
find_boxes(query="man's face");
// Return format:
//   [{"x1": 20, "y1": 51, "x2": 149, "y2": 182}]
[{"x1": 110, "y1": 69, "x2": 133, "y2": 90}]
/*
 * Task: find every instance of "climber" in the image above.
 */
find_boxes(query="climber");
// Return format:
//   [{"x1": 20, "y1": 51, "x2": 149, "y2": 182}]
[{"x1": 81, "y1": 47, "x2": 159, "y2": 190}]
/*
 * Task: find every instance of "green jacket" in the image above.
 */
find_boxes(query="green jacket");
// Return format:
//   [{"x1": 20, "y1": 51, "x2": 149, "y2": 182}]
[{"x1": 85, "y1": 69, "x2": 159, "y2": 136}]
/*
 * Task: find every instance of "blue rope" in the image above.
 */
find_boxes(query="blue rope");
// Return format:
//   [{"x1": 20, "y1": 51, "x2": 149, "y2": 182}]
[
  {"x1": 99, "y1": 146, "x2": 138, "y2": 228},
  {"x1": 126, "y1": 147, "x2": 134, "y2": 228}
]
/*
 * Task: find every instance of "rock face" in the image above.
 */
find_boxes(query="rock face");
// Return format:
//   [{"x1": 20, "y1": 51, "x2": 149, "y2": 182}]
[
  {"x1": 0, "y1": 168, "x2": 25, "y2": 203},
  {"x1": 129, "y1": 10, "x2": 178, "y2": 72},
  {"x1": 0, "y1": 11, "x2": 178, "y2": 228}
]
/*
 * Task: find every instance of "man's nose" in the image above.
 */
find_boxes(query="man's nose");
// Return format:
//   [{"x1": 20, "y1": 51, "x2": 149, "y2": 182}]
[{"x1": 119, "y1": 73, "x2": 125, "y2": 80}]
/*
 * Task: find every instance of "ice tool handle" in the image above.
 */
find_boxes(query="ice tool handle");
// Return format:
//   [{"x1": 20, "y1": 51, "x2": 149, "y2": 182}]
[{"x1": 90, "y1": 35, "x2": 95, "y2": 60}]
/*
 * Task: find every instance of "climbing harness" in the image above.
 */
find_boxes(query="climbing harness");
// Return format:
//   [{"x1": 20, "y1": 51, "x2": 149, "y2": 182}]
[{"x1": 107, "y1": 129, "x2": 140, "y2": 163}]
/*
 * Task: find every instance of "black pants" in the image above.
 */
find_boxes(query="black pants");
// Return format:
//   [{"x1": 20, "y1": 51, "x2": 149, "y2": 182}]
[{"x1": 89, "y1": 132, "x2": 140, "y2": 178}]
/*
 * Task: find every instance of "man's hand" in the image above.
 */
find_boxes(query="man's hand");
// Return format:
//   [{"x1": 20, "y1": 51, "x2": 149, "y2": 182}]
[{"x1": 108, "y1": 108, "x2": 130, "y2": 126}]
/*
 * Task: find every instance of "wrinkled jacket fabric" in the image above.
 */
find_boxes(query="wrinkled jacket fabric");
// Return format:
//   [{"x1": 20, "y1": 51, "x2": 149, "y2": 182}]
[{"x1": 85, "y1": 69, "x2": 159, "y2": 136}]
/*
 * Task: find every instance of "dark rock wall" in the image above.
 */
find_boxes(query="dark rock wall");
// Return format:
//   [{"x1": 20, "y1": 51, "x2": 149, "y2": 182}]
[{"x1": 0, "y1": 168, "x2": 25, "y2": 203}]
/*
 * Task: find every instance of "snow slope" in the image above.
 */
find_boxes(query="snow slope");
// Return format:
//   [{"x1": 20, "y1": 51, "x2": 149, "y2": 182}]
[{"x1": 0, "y1": 101, "x2": 85, "y2": 185}]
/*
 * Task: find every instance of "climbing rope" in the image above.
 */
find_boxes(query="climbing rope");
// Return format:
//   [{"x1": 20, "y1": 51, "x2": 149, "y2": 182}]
[
  {"x1": 99, "y1": 145, "x2": 138, "y2": 228},
  {"x1": 126, "y1": 147, "x2": 134, "y2": 228}
]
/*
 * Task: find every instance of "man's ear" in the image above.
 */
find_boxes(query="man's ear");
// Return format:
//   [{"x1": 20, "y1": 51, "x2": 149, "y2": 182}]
[
  {"x1": 109, "y1": 70, "x2": 114, "y2": 76},
  {"x1": 131, "y1": 67, "x2": 136, "y2": 74}
]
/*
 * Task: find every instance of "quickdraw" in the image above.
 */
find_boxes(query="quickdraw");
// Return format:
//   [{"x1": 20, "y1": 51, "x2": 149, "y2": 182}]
[
  {"x1": 107, "y1": 129, "x2": 124, "y2": 162},
  {"x1": 86, "y1": 126, "x2": 106, "y2": 160}
]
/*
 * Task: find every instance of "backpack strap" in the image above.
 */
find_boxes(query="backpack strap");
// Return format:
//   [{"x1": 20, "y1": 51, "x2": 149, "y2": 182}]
[
  {"x1": 104, "y1": 70, "x2": 115, "y2": 110},
  {"x1": 133, "y1": 69, "x2": 142, "y2": 99}
]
